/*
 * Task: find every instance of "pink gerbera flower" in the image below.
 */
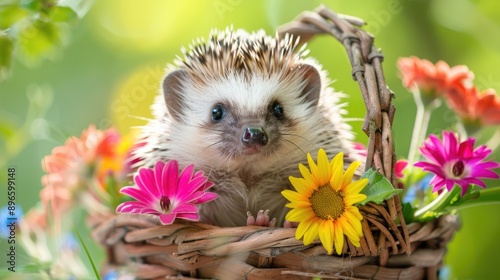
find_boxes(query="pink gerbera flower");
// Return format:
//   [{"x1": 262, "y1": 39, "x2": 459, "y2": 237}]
[
  {"x1": 414, "y1": 131, "x2": 500, "y2": 195},
  {"x1": 116, "y1": 160, "x2": 218, "y2": 224},
  {"x1": 395, "y1": 160, "x2": 409, "y2": 179}
]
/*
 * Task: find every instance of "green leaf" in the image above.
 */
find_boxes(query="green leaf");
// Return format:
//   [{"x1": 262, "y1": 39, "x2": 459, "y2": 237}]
[
  {"x1": 16, "y1": 19, "x2": 68, "y2": 66},
  {"x1": 358, "y1": 168, "x2": 403, "y2": 205},
  {"x1": 0, "y1": 32, "x2": 13, "y2": 80},
  {"x1": 73, "y1": 225, "x2": 101, "y2": 280},
  {"x1": 0, "y1": 5, "x2": 29, "y2": 29},
  {"x1": 49, "y1": 6, "x2": 78, "y2": 25},
  {"x1": 402, "y1": 202, "x2": 416, "y2": 224},
  {"x1": 19, "y1": 0, "x2": 59, "y2": 13}
]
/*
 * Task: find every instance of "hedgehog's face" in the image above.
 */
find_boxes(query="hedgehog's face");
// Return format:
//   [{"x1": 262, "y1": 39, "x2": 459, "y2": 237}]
[
  {"x1": 203, "y1": 97, "x2": 284, "y2": 159},
  {"x1": 162, "y1": 64, "x2": 323, "y2": 169}
]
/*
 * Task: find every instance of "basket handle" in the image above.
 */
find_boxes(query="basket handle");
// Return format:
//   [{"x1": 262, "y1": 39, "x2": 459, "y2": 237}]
[
  {"x1": 278, "y1": 6, "x2": 411, "y2": 258},
  {"x1": 278, "y1": 5, "x2": 397, "y2": 186}
]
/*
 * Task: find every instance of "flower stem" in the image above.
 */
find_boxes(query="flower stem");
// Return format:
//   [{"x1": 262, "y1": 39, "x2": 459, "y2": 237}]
[
  {"x1": 414, "y1": 186, "x2": 462, "y2": 220},
  {"x1": 448, "y1": 187, "x2": 500, "y2": 212},
  {"x1": 407, "y1": 89, "x2": 441, "y2": 164},
  {"x1": 414, "y1": 188, "x2": 450, "y2": 219},
  {"x1": 485, "y1": 128, "x2": 500, "y2": 153}
]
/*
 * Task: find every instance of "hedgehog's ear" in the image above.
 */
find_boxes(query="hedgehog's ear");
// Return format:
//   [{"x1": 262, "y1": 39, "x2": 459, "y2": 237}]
[
  {"x1": 298, "y1": 64, "x2": 321, "y2": 107},
  {"x1": 163, "y1": 69, "x2": 188, "y2": 121}
]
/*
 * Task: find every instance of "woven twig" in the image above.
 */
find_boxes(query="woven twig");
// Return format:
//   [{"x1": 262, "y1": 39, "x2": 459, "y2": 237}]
[
  {"x1": 92, "y1": 214, "x2": 460, "y2": 279},
  {"x1": 91, "y1": 5, "x2": 460, "y2": 280}
]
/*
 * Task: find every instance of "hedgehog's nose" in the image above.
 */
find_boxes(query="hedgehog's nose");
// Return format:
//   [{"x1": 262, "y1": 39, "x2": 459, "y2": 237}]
[{"x1": 242, "y1": 127, "x2": 268, "y2": 146}]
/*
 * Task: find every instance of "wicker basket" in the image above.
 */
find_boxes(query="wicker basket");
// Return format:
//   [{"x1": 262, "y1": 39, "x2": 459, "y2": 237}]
[{"x1": 90, "y1": 6, "x2": 461, "y2": 280}]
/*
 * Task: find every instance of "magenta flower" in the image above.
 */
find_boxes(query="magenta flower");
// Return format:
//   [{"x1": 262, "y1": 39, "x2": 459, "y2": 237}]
[
  {"x1": 414, "y1": 131, "x2": 500, "y2": 195},
  {"x1": 116, "y1": 160, "x2": 218, "y2": 224},
  {"x1": 395, "y1": 160, "x2": 409, "y2": 179}
]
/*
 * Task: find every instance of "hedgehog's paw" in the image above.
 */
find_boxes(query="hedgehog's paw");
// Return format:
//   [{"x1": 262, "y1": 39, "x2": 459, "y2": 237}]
[{"x1": 246, "y1": 210, "x2": 276, "y2": 227}]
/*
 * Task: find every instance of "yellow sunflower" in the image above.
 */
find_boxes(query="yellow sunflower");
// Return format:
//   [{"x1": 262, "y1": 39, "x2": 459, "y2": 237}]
[{"x1": 282, "y1": 148, "x2": 368, "y2": 255}]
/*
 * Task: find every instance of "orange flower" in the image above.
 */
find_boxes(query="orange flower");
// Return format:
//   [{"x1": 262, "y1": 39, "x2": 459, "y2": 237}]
[
  {"x1": 41, "y1": 125, "x2": 123, "y2": 218},
  {"x1": 97, "y1": 130, "x2": 138, "y2": 182},
  {"x1": 397, "y1": 56, "x2": 474, "y2": 98},
  {"x1": 42, "y1": 125, "x2": 119, "y2": 189},
  {"x1": 445, "y1": 87, "x2": 500, "y2": 126}
]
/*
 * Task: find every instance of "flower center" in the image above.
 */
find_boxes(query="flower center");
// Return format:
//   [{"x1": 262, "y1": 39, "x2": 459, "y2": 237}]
[
  {"x1": 452, "y1": 160, "x2": 465, "y2": 177},
  {"x1": 159, "y1": 195, "x2": 171, "y2": 212},
  {"x1": 309, "y1": 183, "x2": 345, "y2": 220}
]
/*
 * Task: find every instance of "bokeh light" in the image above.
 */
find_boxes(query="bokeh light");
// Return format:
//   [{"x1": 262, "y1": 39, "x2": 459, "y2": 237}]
[
  {"x1": 109, "y1": 63, "x2": 164, "y2": 133},
  {"x1": 90, "y1": 0, "x2": 214, "y2": 53}
]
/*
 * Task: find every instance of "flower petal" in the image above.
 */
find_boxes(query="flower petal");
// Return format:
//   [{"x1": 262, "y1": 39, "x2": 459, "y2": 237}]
[
  {"x1": 342, "y1": 161, "x2": 362, "y2": 188},
  {"x1": 330, "y1": 153, "x2": 344, "y2": 191},
  {"x1": 318, "y1": 220, "x2": 334, "y2": 254},
  {"x1": 316, "y1": 149, "x2": 331, "y2": 186},
  {"x1": 154, "y1": 161, "x2": 166, "y2": 196},
  {"x1": 395, "y1": 160, "x2": 409, "y2": 179},
  {"x1": 182, "y1": 176, "x2": 210, "y2": 198},
  {"x1": 289, "y1": 176, "x2": 314, "y2": 197},
  {"x1": 333, "y1": 221, "x2": 344, "y2": 255},
  {"x1": 344, "y1": 193, "x2": 367, "y2": 206},
  {"x1": 285, "y1": 201, "x2": 311, "y2": 209},
  {"x1": 178, "y1": 191, "x2": 205, "y2": 205},
  {"x1": 136, "y1": 167, "x2": 159, "y2": 198},
  {"x1": 200, "y1": 181, "x2": 215, "y2": 192},
  {"x1": 176, "y1": 212, "x2": 200, "y2": 221},
  {"x1": 295, "y1": 216, "x2": 314, "y2": 240},
  {"x1": 119, "y1": 186, "x2": 154, "y2": 205},
  {"x1": 171, "y1": 203, "x2": 198, "y2": 214},
  {"x1": 443, "y1": 131, "x2": 457, "y2": 159},
  {"x1": 190, "y1": 192, "x2": 219, "y2": 204},
  {"x1": 282, "y1": 190, "x2": 309, "y2": 204},
  {"x1": 339, "y1": 216, "x2": 360, "y2": 245},
  {"x1": 159, "y1": 213, "x2": 176, "y2": 225},
  {"x1": 344, "y1": 211, "x2": 363, "y2": 236},
  {"x1": 463, "y1": 178, "x2": 487, "y2": 189},
  {"x1": 445, "y1": 180, "x2": 455, "y2": 192},
  {"x1": 163, "y1": 160, "x2": 179, "y2": 199},
  {"x1": 177, "y1": 164, "x2": 195, "y2": 189},
  {"x1": 344, "y1": 178, "x2": 368, "y2": 195},
  {"x1": 286, "y1": 207, "x2": 314, "y2": 222},
  {"x1": 116, "y1": 201, "x2": 147, "y2": 213},
  {"x1": 298, "y1": 164, "x2": 316, "y2": 190},
  {"x1": 345, "y1": 205, "x2": 363, "y2": 220},
  {"x1": 414, "y1": 162, "x2": 447, "y2": 177},
  {"x1": 139, "y1": 208, "x2": 160, "y2": 215},
  {"x1": 458, "y1": 137, "x2": 475, "y2": 159},
  {"x1": 303, "y1": 219, "x2": 319, "y2": 245},
  {"x1": 307, "y1": 152, "x2": 321, "y2": 186},
  {"x1": 469, "y1": 162, "x2": 500, "y2": 179}
]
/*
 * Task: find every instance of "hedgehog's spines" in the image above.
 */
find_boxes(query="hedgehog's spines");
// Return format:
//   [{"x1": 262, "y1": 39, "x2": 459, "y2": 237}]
[{"x1": 174, "y1": 28, "x2": 306, "y2": 84}]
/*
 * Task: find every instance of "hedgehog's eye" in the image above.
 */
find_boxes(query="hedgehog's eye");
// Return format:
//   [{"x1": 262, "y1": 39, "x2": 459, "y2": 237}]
[
  {"x1": 271, "y1": 102, "x2": 284, "y2": 120},
  {"x1": 211, "y1": 104, "x2": 225, "y2": 122}
]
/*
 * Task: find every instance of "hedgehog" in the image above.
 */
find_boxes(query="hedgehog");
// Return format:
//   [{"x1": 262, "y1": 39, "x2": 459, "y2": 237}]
[{"x1": 135, "y1": 28, "x2": 359, "y2": 227}]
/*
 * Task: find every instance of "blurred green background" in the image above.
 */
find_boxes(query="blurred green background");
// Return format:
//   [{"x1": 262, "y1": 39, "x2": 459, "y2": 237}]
[{"x1": 1, "y1": 0, "x2": 499, "y2": 279}]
